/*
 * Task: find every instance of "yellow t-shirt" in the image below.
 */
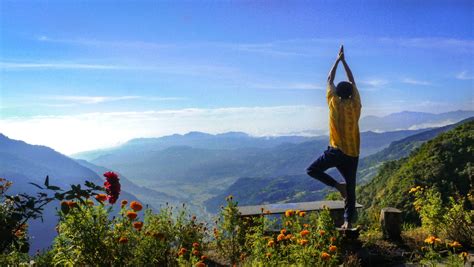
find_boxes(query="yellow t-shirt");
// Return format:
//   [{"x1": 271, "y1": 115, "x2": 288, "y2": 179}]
[{"x1": 326, "y1": 82, "x2": 362, "y2": 157}]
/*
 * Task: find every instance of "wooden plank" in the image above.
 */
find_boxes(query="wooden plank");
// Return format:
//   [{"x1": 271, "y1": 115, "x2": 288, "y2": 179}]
[{"x1": 238, "y1": 200, "x2": 363, "y2": 216}]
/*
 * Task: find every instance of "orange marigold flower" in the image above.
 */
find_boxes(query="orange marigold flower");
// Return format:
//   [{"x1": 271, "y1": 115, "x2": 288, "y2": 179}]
[
  {"x1": 300, "y1": 229, "x2": 310, "y2": 237},
  {"x1": 277, "y1": 233, "x2": 286, "y2": 242},
  {"x1": 178, "y1": 247, "x2": 187, "y2": 256},
  {"x1": 130, "y1": 201, "x2": 143, "y2": 211},
  {"x1": 321, "y1": 252, "x2": 331, "y2": 260},
  {"x1": 126, "y1": 211, "x2": 138, "y2": 220},
  {"x1": 265, "y1": 252, "x2": 272, "y2": 258},
  {"x1": 95, "y1": 193, "x2": 107, "y2": 202},
  {"x1": 434, "y1": 238, "x2": 442, "y2": 244},
  {"x1": 449, "y1": 241, "x2": 462, "y2": 248},
  {"x1": 280, "y1": 228, "x2": 287, "y2": 234},
  {"x1": 121, "y1": 199, "x2": 128, "y2": 206},
  {"x1": 460, "y1": 252, "x2": 468, "y2": 259},
  {"x1": 193, "y1": 242, "x2": 199, "y2": 248},
  {"x1": 67, "y1": 201, "x2": 78, "y2": 208},
  {"x1": 133, "y1": 221, "x2": 143, "y2": 230},
  {"x1": 285, "y1": 234, "x2": 293, "y2": 240},
  {"x1": 319, "y1": 230, "x2": 326, "y2": 236},
  {"x1": 299, "y1": 211, "x2": 306, "y2": 217},
  {"x1": 329, "y1": 245, "x2": 337, "y2": 253},
  {"x1": 201, "y1": 255, "x2": 208, "y2": 260},
  {"x1": 267, "y1": 240, "x2": 275, "y2": 247},
  {"x1": 195, "y1": 262, "x2": 206, "y2": 267},
  {"x1": 193, "y1": 250, "x2": 200, "y2": 256},
  {"x1": 303, "y1": 223, "x2": 310, "y2": 228},
  {"x1": 119, "y1": 237, "x2": 128, "y2": 244},
  {"x1": 285, "y1": 221, "x2": 292, "y2": 226},
  {"x1": 424, "y1": 236, "x2": 437, "y2": 244},
  {"x1": 330, "y1": 236, "x2": 337, "y2": 243},
  {"x1": 299, "y1": 239, "x2": 309, "y2": 245},
  {"x1": 285, "y1": 209, "x2": 294, "y2": 217}
]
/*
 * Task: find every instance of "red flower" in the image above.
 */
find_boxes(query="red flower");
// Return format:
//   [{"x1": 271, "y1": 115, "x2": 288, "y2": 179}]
[
  {"x1": 126, "y1": 211, "x2": 138, "y2": 220},
  {"x1": 133, "y1": 221, "x2": 143, "y2": 230},
  {"x1": 130, "y1": 201, "x2": 143, "y2": 212},
  {"x1": 103, "y1": 171, "x2": 121, "y2": 204}
]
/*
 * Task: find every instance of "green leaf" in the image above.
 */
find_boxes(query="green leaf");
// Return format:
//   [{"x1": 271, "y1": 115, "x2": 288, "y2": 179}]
[
  {"x1": 29, "y1": 182, "x2": 44, "y2": 190},
  {"x1": 47, "y1": 185, "x2": 61, "y2": 191}
]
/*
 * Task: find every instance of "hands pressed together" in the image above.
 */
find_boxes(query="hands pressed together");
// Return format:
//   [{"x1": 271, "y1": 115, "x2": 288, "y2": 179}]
[{"x1": 337, "y1": 45, "x2": 345, "y2": 62}]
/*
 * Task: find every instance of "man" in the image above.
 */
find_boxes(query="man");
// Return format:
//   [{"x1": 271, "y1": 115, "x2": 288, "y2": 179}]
[{"x1": 306, "y1": 45, "x2": 361, "y2": 229}]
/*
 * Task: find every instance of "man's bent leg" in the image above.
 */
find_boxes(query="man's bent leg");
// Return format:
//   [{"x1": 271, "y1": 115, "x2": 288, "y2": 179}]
[
  {"x1": 337, "y1": 155, "x2": 359, "y2": 224},
  {"x1": 306, "y1": 147, "x2": 341, "y2": 187}
]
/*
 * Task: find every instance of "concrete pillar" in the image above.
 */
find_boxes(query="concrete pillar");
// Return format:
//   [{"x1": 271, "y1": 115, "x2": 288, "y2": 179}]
[{"x1": 380, "y1": 207, "x2": 402, "y2": 241}]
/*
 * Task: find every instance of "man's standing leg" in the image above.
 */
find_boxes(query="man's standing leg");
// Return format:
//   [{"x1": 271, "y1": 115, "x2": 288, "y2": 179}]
[{"x1": 337, "y1": 155, "x2": 359, "y2": 227}]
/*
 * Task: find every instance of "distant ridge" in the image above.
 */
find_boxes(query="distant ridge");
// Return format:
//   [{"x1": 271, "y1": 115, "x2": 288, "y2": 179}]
[{"x1": 360, "y1": 110, "x2": 474, "y2": 132}]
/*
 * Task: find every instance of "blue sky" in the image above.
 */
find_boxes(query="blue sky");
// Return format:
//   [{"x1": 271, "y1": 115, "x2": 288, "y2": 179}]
[{"x1": 0, "y1": 1, "x2": 473, "y2": 154}]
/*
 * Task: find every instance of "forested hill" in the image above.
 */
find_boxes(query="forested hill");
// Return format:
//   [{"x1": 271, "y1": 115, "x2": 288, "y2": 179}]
[{"x1": 358, "y1": 120, "x2": 473, "y2": 223}]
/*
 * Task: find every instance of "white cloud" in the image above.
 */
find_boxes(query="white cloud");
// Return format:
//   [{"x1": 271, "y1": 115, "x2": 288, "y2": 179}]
[
  {"x1": 401, "y1": 78, "x2": 432, "y2": 86},
  {"x1": 46, "y1": 95, "x2": 141, "y2": 104},
  {"x1": 378, "y1": 37, "x2": 474, "y2": 52},
  {"x1": 359, "y1": 79, "x2": 389, "y2": 88},
  {"x1": 0, "y1": 62, "x2": 125, "y2": 70},
  {"x1": 0, "y1": 105, "x2": 328, "y2": 155},
  {"x1": 456, "y1": 71, "x2": 474, "y2": 80},
  {"x1": 250, "y1": 82, "x2": 324, "y2": 90}
]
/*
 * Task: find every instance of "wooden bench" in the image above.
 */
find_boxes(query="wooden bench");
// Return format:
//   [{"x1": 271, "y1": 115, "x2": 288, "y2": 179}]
[{"x1": 238, "y1": 200, "x2": 363, "y2": 228}]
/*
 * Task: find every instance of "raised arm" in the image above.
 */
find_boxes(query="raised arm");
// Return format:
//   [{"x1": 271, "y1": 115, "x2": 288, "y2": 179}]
[
  {"x1": 327, "y1": 46, "x2": 343, "y2": 85},
  {"x1": 339, "y1": 46, "x2": 356, "y2": 85},
  {"x1": 327, "y1": 57, "x2": 340, "y2": 85}
]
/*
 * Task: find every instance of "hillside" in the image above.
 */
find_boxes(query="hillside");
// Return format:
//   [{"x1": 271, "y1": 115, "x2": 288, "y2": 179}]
[
  {"x1": 75, "y1": 160, "x2": 181, "y2": 208},
  {"x1": 357, "y1": 120, "x2": 473, "y2": 223},
  {"x1": 0, "y1": 134, "x2": 144, "y2": 252},
  {"x1": 357, "y1": 117, "x2": 474, "y2": 183}
]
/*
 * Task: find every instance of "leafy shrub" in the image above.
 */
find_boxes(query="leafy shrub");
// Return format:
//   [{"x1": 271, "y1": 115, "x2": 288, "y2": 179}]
[
  {"x1": 410, "y1": 186, "x2": 474, "y2": 247},
  {"x1": 214, "y1": 195, "x2": 246, "y2": 265}
]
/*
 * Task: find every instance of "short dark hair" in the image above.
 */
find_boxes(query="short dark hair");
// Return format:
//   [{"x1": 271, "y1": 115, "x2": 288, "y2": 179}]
[{"x1": 335, "y1": 81, "x2": 353, "y2": 99}]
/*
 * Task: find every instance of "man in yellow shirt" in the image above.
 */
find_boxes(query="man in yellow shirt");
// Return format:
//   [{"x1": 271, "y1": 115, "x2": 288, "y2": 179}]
[{"x1": 306, "y1": 46, "x2": 361, "y2": 229}]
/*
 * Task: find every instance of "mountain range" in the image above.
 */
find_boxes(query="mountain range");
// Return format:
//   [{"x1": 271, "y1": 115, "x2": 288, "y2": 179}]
[{"x1": 359, "y1": 110, "x2": 474, "y2": 132}]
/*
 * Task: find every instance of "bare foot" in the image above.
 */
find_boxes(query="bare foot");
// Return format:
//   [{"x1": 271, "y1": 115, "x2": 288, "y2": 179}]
[
  {"x1": 336, "y1": 183, "x2": 347, "y2": 200},
  {"x1": 340, "y1": 221, "x2": 352, "y2": 230}
]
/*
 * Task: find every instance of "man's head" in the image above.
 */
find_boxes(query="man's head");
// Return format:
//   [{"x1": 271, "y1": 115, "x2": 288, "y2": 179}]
[{"x1": 335, "y1": 81, "x2": 353, "y2": 99}]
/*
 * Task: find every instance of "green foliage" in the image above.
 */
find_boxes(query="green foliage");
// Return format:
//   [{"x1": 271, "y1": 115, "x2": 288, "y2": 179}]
[
  {"x1": 442, "y1": 197, "x2": 474, "y2": 247},
  {"x1": 358, "y1": 121, "x2": 474, "y2": 226},
  {"x1": 412, "y1": 187, "x2": 445, "y2": 235},
  {"x1": 214, "y1": 195, "x2": 246, "y2": 265},
  {"x1": 51, "y1": 201, "x2": 114, "y2": 265},
  {"x1": 50, "y1": 200, "x2": 207, "y2": 267}
]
